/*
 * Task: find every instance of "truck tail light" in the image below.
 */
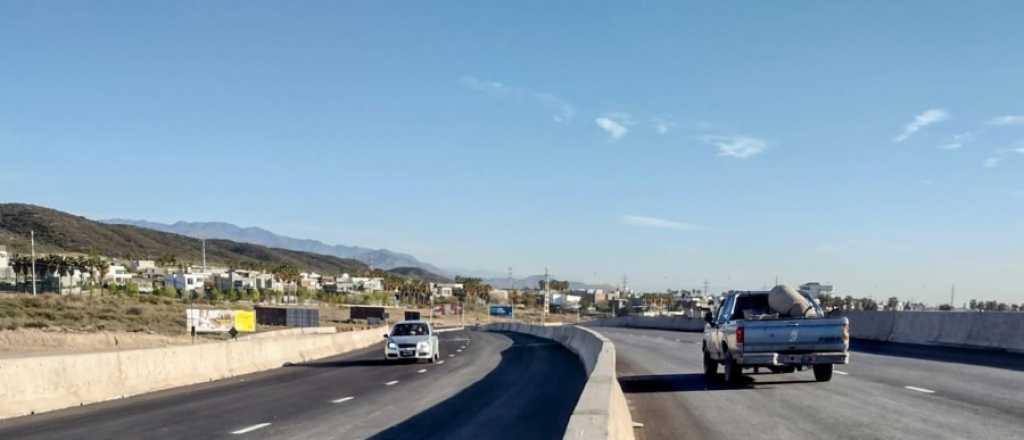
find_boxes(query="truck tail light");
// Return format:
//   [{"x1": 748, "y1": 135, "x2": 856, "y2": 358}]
[{"x1": 736, "y1": 326, "x2": 745, "y2": 345}]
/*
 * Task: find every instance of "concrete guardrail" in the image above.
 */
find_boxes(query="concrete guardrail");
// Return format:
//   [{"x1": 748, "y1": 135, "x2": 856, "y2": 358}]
[
  {"x1": 843, "y1": 311, "x2": 1024, "y2": 353},
  {"x1": 587, "y1": 315, "x2": 705, "y2": 332},
  {"x1": 485, "y1": 322, "x2": 635, "y2": 440},
  {"x1": 0, "y1": 327, "x2": 384, "y2": 420}
]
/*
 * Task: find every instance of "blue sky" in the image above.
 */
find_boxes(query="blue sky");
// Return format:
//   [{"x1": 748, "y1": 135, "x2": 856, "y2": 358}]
[{"x1": 2, "y1": 2, "x2": 1023, "y2": 304}]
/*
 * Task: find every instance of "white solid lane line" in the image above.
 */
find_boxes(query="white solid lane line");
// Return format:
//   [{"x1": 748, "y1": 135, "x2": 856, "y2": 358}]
[
  {"x1": 231, "y1": 423, "x2": 271, "y2": 435},
  {"x1": 835, "y1": 371, "x2": 849, "y2": 375},
  {"x1": 331, "y1": 396, "x2": 354, "y2": 404},
  {"x1": 905, "y1": 386, "x2": 935, "y2": 394},
  {"x1": 417, "y1": 369, "x2": 427, "y2": 373},
  {"x1": 385, "y1": 380, "x2": 399, "y2": 386}
]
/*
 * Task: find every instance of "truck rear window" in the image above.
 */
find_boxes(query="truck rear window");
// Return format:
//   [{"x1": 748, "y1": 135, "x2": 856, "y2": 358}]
[{"x1": 731, "y1": 295, "x2": 772, "y2": 320}]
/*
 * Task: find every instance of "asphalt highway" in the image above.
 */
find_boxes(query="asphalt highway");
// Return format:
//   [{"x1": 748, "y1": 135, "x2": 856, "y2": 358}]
[
  {"x1": 0, "y1": 330, "x2": 585, "y2": 440},
  {"x1": 594, "y1": 326, "x2": 1024, "y2": 440}
]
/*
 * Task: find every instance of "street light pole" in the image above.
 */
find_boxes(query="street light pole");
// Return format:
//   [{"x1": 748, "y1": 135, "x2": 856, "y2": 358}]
[{"x1": 30, "y1": 230, "x2": 37, "y2": 296}]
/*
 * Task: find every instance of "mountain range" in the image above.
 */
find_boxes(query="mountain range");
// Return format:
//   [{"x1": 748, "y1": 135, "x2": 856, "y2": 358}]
[
  {"x1": 102, "y1": 219, "x2": 447, "y2": 275},
  {"x1": 0, "y1": 204, "x2": 370, "y2": 275}
]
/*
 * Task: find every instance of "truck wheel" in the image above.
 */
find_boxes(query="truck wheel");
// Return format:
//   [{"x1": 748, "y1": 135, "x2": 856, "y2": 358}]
[
  {"x1": 723, "y1": 352, "x2": 741, "y2": 384},
  {"x1": 813, "y1": 364, "x2": 833, "y2": 382},
  {"x1": 703, "y1": 349, "x2": 718, "y2": 380}
]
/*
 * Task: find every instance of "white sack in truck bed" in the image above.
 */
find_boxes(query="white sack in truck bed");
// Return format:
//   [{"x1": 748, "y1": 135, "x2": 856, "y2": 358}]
[{"x1": 768, "y1": 285, "x2": 818, "y2": 318}]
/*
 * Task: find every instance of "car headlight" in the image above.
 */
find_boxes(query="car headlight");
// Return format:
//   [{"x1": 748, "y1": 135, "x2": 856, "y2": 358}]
[
  {"x1": 388, "y1": 342, "x2": 398, "y2": 350},
  {"x1": 417, "y1": 341, "x2": 429, "y2": 350}
]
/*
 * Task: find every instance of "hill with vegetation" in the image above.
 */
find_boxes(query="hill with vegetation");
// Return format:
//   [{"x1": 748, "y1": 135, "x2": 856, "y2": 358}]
[
  {"x1": 0, "y1": 203, "x2": 371, "y2": 275},
  {"x1": 386, "y1": 266, "x2": 451, "y2": 283}
]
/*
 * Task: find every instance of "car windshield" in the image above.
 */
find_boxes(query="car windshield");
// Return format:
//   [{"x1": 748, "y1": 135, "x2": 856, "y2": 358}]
[{"x1": 390, "y1": 323, "x2": 428, "y2": 336}]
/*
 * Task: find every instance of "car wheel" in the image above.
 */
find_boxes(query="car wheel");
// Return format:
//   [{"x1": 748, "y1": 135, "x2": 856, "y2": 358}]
[
  {"x1": 702, "y1": 348, "x2": 718, "y2": 380},
  {"x1": 723, "y1": 352, "x2": 741, "y2": 384},
  {"x1": 813, "y1": 364, "x2": 833, "y2": 382}
]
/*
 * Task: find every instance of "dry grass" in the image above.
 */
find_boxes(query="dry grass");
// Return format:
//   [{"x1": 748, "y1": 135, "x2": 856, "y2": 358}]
[{"x1": 0, "y1": 294, "x2": 187, "y2": 335}]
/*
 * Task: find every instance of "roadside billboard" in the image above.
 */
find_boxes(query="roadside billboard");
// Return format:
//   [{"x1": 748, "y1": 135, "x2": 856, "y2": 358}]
[
  {"x1": 186, "y1": 309, "x2": 256, "y2": 333},
  {"x1": 489, "y1": 305, "x2": 514, "y2": 317},
  {"x1": 234, "y1": 310, "x2": 256, "y2": 332}
]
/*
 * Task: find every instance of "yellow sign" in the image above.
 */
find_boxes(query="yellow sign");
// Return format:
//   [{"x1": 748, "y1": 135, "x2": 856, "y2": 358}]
[{"x1": 234, "y1": 311, "x2": 256, "y2": 332}]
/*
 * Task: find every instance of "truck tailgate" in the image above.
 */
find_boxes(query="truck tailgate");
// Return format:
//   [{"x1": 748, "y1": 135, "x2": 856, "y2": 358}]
[{"x1": 743, "y1": 317, "x2": 848, "y2": 353}]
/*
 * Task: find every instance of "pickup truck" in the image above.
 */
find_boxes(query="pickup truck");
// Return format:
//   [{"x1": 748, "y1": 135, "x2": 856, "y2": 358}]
[{"x1": 702, "y1": 291, "x2": 849, "y2": 383}]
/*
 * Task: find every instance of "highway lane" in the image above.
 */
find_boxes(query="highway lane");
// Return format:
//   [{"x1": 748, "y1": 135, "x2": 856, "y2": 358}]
[
  {"x1": 591, "y1": 326, "x2": 1024, "y2": 440},
  {"x1": 0, "y1": 330, "x2": 585, "y2": 440}
]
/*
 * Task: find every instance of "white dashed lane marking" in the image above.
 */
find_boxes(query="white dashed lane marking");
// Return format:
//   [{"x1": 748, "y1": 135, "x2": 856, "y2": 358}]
[
  {"x1": 835, "y1": 371, "x2": 849, "y2": 375},
  {"x1": 905, "y1": 386, "x2": 935, "y2": 394},
  {"x1": 385, "y1": 380, "x2": 399, "y2": 386},
  {"x1": 231, "y1": 423, "x2": 271, "y2": 435},
  {"x1": 437, "y1": 360, "x2": 445, "y2": 365},
  {"x1": 449, "y1": 354, "x2": 455, "y2": 358},
  {"x1": 417, "y1": 369, "x2": 427, "y2": 373},
  {"x1": 331, "y1": 396, "x2": 354, "y2": 404}
]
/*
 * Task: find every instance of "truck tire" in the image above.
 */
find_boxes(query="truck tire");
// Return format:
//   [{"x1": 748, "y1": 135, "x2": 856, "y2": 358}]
[
  {"x1": 723, "y1": 352, "x2": 741, "y2": 384},
  {"x1": 813, "y1": 364, "x2": 833, "y2": 382},
  {"x1": 703, "y1": 348, "x2": 718, "y2": 379}
]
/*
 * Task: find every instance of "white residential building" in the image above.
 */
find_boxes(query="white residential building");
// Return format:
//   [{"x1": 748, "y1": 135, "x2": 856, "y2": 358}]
[
  {"x1": 300, "y1": 272, "x2": 322, "y2": 290},
  {"x1": 168, "y1": 271, "x2": 209, "y2": 292},
  {"x1": 104, "y1": 265, "x2": 133, "y2": 286},
  {"x1": 215, "y1": 270, "x2": 259, "y2": 291},
  {"x1": 430, "y1": 282, "x2": 464, "y2": 298},
  {"x1": 352, "y1": 276, "x2": 384, "y2": 292},
  {"x1": 0, "y1": 246, "x2": 12, "y2": 280},
  {"x1": 130, "y1": 260, "x2": 156, "y2": 271}
]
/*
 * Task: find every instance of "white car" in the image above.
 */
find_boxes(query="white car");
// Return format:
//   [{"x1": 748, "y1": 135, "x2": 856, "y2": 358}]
[{"x1": 383, "y1": 320, "x2": 440, "y2": 363}]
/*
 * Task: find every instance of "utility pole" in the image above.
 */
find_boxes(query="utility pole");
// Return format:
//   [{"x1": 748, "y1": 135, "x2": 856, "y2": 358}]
[
  {"x1": 703, "y1": 279, "x2": 710, "y2": 297},
  {"x1": 950, "y1": 284, "x2": 956, "y2": 310},
  {"x1": 201, "y1": 239, "x2": 207, "y2": 273},
  {"x1": 543, "y1": 267, "x2": 549, "y2": 325},
  {"x1": 30, "y1": 230, "x2": 37, "y2": 296}
]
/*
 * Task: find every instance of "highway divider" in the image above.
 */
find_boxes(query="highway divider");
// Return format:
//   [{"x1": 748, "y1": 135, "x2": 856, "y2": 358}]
[
  {"x1": 843, "y1": 311, "x2": 1024, "y2": 353},
  {"x1": 485, "y1": 322, "x2": 635, "y2": 440},
  {"x1": 0, "y1": 327, "x2": 384, "y2": 420},
  {"x1": 587, "y1": 315, "x2": 705, "y2": 332}
]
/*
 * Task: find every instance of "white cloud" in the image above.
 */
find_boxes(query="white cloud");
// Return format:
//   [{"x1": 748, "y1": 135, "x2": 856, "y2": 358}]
[
  {"x1": 919, "y1": 179, "x2": 935, "y2": 185},
  {"x1": 459, "y1": 76, "x2": 575, "y2": 123},
  {"x1": 893, "y1": 108, "x2": 950, "y2": 143},
  {"x1": 983, "y1": 157, "x2": 1002, "y2": 168},
  {"x1": 937, "y1": 143, "x2": 962, "y2": 150},
  {"x1": 620, "y1": 215, "x2": 697, "y2": 231},
  {"x1": 595, "y1": 117, "x2": 628, "y2": 140},
  {"x1": 652, "y1": 117, "x2": 674, "y2": 134},
  {"x1": 1013, "y1": 147, "x2": 1024, "y2": 154},
  {"x1": 700, "y1": 135, "x2": 767, "y2": 159},
  {"x1": 987, "y1": 115, "x2": 1024, "y2": 126}
]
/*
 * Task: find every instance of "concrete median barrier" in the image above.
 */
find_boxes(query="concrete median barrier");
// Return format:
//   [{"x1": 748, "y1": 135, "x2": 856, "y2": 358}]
[
  {"x1": 587, "y1": 315, "x2": 705, "y2": 332},
  {"x1": 843, "y1": 311, "x2": 1024, "y2": 353},
  {"x1": 485, "y1": 322, "x2": 635, "y2": 440},
  {"x1": 0, "y1": 327, "x2": 383, "y2": 420}
]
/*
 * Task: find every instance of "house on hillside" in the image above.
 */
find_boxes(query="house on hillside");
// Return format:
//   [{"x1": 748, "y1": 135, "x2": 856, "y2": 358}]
[
  {"x1": 299, "y1": 272, "x2": 322, "y2": 290},
  {"x1": 214, "y1": 270, "x2": 259, "y2": 291},
  {"x1": 0, "y1": 246, "x2": 12, "y2": 281},
  {"x1": 103, "y1": 265, "x2": 133, "y2": 286},
  {"x1": 430, "y1": 282, "x2": 464, "y2": 298},
  {"x1": 352, "y1": 276, "x2": 384, "y2": 292},
  {"x1": 167, "y1": 271, "x2": 209, "y2": 292}
]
